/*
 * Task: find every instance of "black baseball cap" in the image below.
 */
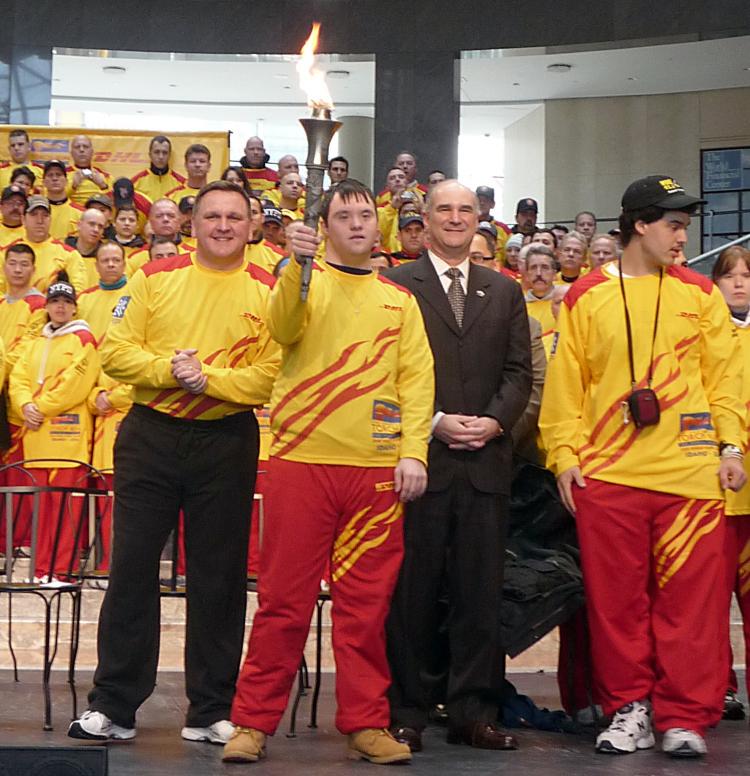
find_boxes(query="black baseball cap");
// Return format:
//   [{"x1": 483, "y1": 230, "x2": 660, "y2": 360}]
[
  {"x1": 178, "y1": 195, "x2": 196, "y2": 214},
  {"x1": 399, "y1": 214, "x2": 424, "y2": 230},
  {"x1": 263, "y1": 205, "x2": 283, "y2": 225},
  {"x1": 1, "y1": 184, "x2": 27, "y2": 205},
  {"x1": 516, "y1": 198, "x2": 538, "y2": 213},
  {"x1": 43, "y1": 159, "x2": 67, "y2": 175},
  {"x1": 476, "y1": 185, "x2": 495, "y2": 200},
  {"x1": 47, "y1": 277, "x2": 76, "y2": 303},
  {"x1": 621, "y1": 175, "x2": 705, "y2": 212}
]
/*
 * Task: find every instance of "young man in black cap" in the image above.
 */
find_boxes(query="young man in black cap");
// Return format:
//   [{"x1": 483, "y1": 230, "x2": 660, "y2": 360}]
[
  {"x1": 44, "y1": 160, "x2": 84, "y2": 241},
  {"x1": 0, "y1": 185, "x2": 27, "y2": 249},
  {"x1": 512, "y1": 198, "x2": 539, "y2": 237},
  {"x1": 392, "y1": 214, "x2": 426, "y2": 262},
  {"x1": 540, "y1": 174, "x2": 746, "y2": 758}
]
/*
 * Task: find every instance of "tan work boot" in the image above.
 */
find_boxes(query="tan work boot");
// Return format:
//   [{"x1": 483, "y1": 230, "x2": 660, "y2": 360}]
[
  {"x1": 347, "y1": 728, "x2": 412, "y2": 764},
  {"x1": 222, "y1": 726, "x2": 267, "y2": 763}
]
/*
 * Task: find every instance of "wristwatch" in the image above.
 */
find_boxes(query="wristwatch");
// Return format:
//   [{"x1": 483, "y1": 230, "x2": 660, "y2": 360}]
[{"x1": 719, "y1": 443, "x2": 744, "y2": 459}]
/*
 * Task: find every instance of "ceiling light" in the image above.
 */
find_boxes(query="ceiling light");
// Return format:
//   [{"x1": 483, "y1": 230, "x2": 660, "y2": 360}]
[
  {"x1": 326, "y1": 70, "x2": 350, "y2": 79},
  {"x1": 546, "y1": 63, "x2": 572, "y2": 73},
  {"x1": 102, "y1": 65, "x2": 126, "y2": 74}
]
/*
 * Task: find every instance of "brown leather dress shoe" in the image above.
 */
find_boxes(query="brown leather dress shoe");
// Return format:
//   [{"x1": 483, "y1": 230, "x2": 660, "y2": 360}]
[
  {"x1": 446, "y1": 722, "x2": 519, "y2": 750},
  {"x1": 390, "y1": 725, "x2": 423, "y2": 752}
]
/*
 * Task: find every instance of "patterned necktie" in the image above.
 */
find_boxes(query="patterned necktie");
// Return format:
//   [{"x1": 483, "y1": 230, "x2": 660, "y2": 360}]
[{"x1": 445, "y1": 267, "x2": 465, "y2": 327}]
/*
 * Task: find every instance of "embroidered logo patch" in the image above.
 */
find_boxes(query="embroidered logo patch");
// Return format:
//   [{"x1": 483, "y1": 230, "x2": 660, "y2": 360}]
[
  {"x1": 112, "y1": 295, "x2": 131, "y2": 319},
  {"x1": 372, "y1": 400, "x2": 401, "y2": 440}
]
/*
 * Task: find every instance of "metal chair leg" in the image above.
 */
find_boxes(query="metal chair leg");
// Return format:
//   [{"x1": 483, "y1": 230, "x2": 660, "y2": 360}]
[
  {"x1": 309, "y1": 599, "x2": 325, "y2": 729},
  {"x1": 7, "y1": 595, "x2": 19, "y2": 681},
  {"x1": 41, "y1": 594, "x2": 53, "y2": 731},
  {"x1": 287, "y1": 659, "x2": 308, "y2": 738},
  {"x1": 68, "y1": 589, "x2": 81, "y2": 719}
]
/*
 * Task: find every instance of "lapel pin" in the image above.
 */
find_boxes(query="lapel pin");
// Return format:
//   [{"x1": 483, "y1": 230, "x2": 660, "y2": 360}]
[{"x1": 476, "y1": 290, "x2": 485, "y2": 297}]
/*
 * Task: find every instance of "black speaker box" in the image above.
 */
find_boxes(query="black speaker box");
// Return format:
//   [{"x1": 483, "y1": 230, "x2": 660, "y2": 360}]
[{"x1": 0, "y1": 746, "x2": 107, "y2": 776}]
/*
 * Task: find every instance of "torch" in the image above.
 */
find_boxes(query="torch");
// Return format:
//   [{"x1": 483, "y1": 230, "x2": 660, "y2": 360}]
[{"x1": 296, "y1": 23, "x2": 342, "y2": 301}]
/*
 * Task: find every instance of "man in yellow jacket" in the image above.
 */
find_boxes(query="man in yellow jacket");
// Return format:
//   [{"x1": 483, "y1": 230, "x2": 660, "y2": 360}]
[
  {"x1": 539, "y1": 175, "x2": 746, "y2": 758},
  {"x1": 69, "y1": 181, "x2": 280, "y2": 747}
]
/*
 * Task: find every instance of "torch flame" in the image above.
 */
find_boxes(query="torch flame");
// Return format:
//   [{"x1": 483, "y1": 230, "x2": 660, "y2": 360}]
[{"x1": 296, "y1": 22, "x2": 334, "y2": 111}]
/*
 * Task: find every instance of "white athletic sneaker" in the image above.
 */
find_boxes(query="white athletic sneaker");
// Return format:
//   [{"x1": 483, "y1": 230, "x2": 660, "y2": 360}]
[
  {"x1": 68, "y1": 710, "x2": 136, "y2": 741},
  {"x1": 181, "y1": 719, "x2": 235, "y2": 744},
  {"x1": 595, "y1": 700, "x2": 655, "y2": 754},
  {"x1": 662, "y1": 728, "x2": 707, "y2": 758}
]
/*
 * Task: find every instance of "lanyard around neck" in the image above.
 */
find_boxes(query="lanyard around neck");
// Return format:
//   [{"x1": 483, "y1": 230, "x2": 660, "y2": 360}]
[{"x1": 617, "y1": 261, "x2": 663, "y2": 390}]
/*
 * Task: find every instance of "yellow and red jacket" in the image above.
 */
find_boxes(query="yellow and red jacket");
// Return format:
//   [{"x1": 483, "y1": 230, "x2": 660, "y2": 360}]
[
  {"x1": 8, "y1": 320, "x2": 99, "y2": 468},
  {"x1": 268, "y1": 257, "x2": 434, "y2": 467},
  {"x1": 101, "y1": 253, "x2": 280, "y2": 421},
  {"x1": 539, "y1": 263, "x2": 745, "y2": 500}
]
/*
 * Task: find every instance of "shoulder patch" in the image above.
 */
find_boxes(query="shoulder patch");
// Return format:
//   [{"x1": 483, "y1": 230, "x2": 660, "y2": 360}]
[
  {"x1": 78, "y1": 285, "x2": 98, "y2": 297},
  {"x1": 112, "y1": 295, "x2": 131, "y2": 319},
  {"x1": 71, "y1": 201, "x2": 85, "y2": 212},
  {"x1": 130, "y1": 169, "x2": 147, "y2": 182},
  {"x1": 142, "y1": 253, "x2": 193, "y2": 277},
  {"x1": 172, "y1": 171, "x2": 186, "y2": 184},
  {"x1": 667, "y1": 264, "x2": 713, "y2": 295},
  {"x1": 563, "y1": 267, "x2": 610, "y2": 310},
  {"x1": 245, "y1": 262, "x2": 276, "y2": 289}
]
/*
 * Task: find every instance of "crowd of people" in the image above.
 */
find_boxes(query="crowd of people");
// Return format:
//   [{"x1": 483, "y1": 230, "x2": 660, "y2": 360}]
[{"x1": 0, "y1": 126, "x2": 748, "y2": 766}]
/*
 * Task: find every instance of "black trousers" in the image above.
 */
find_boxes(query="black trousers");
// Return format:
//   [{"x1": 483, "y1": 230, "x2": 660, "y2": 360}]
[
  {"x1": 89, "y1": 405, "x2": 258, "y2": 728},
  {"x1": 387, "y1": 464, "x2": 508, "y2": 730}
]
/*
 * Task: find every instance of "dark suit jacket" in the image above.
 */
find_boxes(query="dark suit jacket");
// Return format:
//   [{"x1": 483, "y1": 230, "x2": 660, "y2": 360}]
[{"x1": 387, "y1": 254, "x2": 532, "y2": 495}]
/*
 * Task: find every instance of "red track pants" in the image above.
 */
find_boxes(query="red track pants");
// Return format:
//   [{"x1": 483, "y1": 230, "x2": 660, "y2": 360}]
[
  {"x1": 726, "y1": 516, "x2": 750, "y2": 699},
  {"x1": 574, "y1": 478, "x2": 728, "y2": 734},
  {"x1": 231, "y1": 458, "x2": 404, "y2": 735}
]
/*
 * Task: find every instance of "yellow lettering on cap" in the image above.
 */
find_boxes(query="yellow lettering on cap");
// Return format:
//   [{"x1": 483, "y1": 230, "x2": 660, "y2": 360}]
[{"x1": 659, "y1": 178, "x2": 681, "y2": 191}]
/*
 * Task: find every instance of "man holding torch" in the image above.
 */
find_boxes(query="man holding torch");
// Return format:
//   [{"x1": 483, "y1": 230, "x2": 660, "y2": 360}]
[{"x1": 223, "y1": 178, "x2": 435, "y2": 765}]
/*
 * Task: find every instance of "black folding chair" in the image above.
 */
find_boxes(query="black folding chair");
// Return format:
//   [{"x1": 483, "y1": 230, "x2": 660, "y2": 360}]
[{"x1": 0, "y1": 458, "x2": 110, "y2": 730}]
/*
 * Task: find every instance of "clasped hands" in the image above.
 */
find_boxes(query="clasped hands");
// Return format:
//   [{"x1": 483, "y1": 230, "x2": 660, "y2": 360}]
[
  {"x1": 172, "y1": 349, "x2": 207, "y2": 394},
  {"x1": 434, "y1": 413, "x2": 502, "y2": 450}
]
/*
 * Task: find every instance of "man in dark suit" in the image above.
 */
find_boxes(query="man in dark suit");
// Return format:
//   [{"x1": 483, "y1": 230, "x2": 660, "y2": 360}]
[{"x1": 385, "y1": 180, "x2": 532, "y2": 751}]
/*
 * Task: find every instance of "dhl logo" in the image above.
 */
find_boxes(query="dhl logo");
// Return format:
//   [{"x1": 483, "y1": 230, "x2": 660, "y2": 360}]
[
  {"x1": 382, "y1": 304, "x2": 402, "y2": 312},
  {"x1": 677, "y1": 311, "x2": 699, "y2": 319},
  {"x1": 93, "y1": 151, "x2": 148, "y2": 164}
]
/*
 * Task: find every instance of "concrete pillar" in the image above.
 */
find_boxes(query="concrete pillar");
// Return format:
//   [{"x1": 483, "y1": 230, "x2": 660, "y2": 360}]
[
  {"x1": 337, "y1": 115, "x2": 374, "y2": 189},
  {"x1": 374, "y1": 50, "x2": 459, "y2": 192}
]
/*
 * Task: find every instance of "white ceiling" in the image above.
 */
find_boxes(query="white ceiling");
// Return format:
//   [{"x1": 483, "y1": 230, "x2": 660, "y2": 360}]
[
  {"x1": 459, "y1": 35, "x2": 750, "y2": 102},
  {"x1": 50, "y1": 35, "x2": 750, "y2": 159}
]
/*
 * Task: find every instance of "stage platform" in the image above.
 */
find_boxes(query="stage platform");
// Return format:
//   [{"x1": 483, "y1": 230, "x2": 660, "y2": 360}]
[{"x1": 0, "y1": 670, "x2": 748, "y2": 775}]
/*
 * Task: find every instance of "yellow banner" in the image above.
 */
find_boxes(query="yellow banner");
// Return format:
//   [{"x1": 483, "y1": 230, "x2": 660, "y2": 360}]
[{"x1": 0, "y1": 125, "x2": 230, "y2": 182}]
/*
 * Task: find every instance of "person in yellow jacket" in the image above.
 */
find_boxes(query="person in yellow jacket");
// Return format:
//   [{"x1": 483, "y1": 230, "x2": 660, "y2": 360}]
[
  {"x1": 225, "y1": 179, "x2": 433, "y2": 765},
  {"x1": 711, "y1": 244, "x2": 750, "y2": 722},
  {"x1": 69, "y1": 180, "x2": 280, "y2": 747},
  {"x1": 131, "y1": 135, "x2": 186, "y2": 202},
  {"x1": 66, "y1": 135, "x2": 112, "y2": 207},
  {"x1": 78, "y1": 242, "x2": 133, "y2": 570},
  {"x1": 0, "y1": 185, "x2": 27, "y2": 250},
  {"x1": 0, "y1": 243, "x2": 46, "y2": 375},
  {"x1": 539, "y1": 175, "x2": 746, "y2": 758},
  {"x1": 522, "y1": 244, "x2": 557, "y2": 358},
  {"x1": 44, "y1": 160, "x2": 85, "y2": 241},
  {"x1": 7, "y1": 270, "x2": 99, "y2": 582},
  {"x1": 0, "y1": 195, "x2": 86, "y2": 295}
]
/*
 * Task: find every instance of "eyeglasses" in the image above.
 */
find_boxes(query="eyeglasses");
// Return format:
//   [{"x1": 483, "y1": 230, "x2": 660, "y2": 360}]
[{"x1": 470, "y1": 253, "x2": 494, "y2": 262}]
